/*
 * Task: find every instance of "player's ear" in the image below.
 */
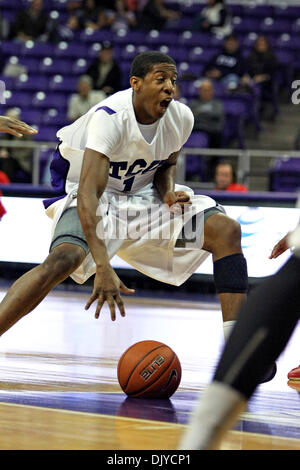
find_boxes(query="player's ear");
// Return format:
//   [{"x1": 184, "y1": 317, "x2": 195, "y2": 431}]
[{"x1": 130, "y1": 76, "x2": 142, "y2": 92}]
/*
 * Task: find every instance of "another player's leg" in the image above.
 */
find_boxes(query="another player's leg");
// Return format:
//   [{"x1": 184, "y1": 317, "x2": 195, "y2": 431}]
[
  {"x1": 0, "y1": 243, "x2": 86, "y2": 336},
  {"x1": 202, "y1": 211, "x2": 276, "y2": 382},
  {"x1": 179, "y1": 255, "x2": 300, "y2": 449}
]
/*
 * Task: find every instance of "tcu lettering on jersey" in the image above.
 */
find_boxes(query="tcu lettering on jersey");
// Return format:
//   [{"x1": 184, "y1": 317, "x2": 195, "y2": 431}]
[{"x1": 109, "y1": 158, "x2": 167, "y2": 192}]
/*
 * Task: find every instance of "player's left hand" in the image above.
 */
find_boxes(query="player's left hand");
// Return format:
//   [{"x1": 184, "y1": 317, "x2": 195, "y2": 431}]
[
  {"x1": 163, "y1": 190, "x2": 191, "y2": 214},
  {"x1": 0, "y1": 116, "x2": 38, "y2": 138}
]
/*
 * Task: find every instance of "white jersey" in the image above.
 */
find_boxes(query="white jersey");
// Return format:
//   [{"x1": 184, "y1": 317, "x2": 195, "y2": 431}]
[
  {"x1": 44, "y1": 87, "x2": 218, "y2": 287},
  {"x1": 51, "y1": 87, "x2": 194, "y2": 198}
]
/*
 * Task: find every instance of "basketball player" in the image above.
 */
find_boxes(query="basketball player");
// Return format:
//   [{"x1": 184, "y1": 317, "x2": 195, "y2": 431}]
[
  {"x1": 0, "y1": 52, "x2": 249, "y2": 352},
  {"x1": 179, "y1": 226, "x2": 300, "y2": 450},
  {"x1": 0, "y1": 115, "x2": 37, "y2": 137}
]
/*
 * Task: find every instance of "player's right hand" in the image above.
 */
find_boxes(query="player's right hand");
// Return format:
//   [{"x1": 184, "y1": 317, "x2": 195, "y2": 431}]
[
  {"x1": 269, "y1": 233, "x2": 290, "y2": 259},
  {"x1": 85, "y1": 265, "x2": 135, "y2": 321},
  {"x1": 0, "y1": 116, "x2": 38, "y2": 137}
]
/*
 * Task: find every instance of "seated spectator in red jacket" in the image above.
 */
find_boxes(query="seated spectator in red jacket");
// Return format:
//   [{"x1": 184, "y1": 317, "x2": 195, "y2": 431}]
[{"x1": 214, "y1": 161, "x2": 248, "y2": 192}]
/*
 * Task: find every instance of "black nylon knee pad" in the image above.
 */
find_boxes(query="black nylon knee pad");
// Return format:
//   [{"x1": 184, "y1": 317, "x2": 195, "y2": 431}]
[{"x1": 213, "y1": 253, "x2": 248, "y2": 294}]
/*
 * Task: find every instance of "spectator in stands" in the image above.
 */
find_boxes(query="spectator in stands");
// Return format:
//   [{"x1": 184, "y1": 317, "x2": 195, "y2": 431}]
[
  {"x1": 189, "y1": 80, "x2": 225, "y2": 179},
  {"x1": 0, "y1": 12, "x2": 9, "y2": 40},
  {"x1": 111, "y1": 0, "x2": 137, "y2": 32},
  {"x1": 192, "y1": 0, "x2": 232, "y2": 38},
  {"x1": 0, "y1": 108, "x2": 34, "y2": 183},
  {"x1": 86, "y1": 42, "x2": 122, "y2": 95},
  {"x1": 67, "y1": 75, "x2": 106, "y2": 122},
  {"x1": 242, "y1": 35, "x2": 278, "y2": 118},
  {"x1": 189, "y1": 79, "x2": 225, "y2": 149},
  {"x1": 78, "y1": 0, "x2": 116, "y2": 31},
  {"x1": 55, "y1": 13, "x2": 81, "y2": 42},
  {"x1": 214, "y1": 160, "x2": 248, "y2": 192},
  {"x1": 10, "y1": 0, "x2": 48, "y2": 42},
  {"x1": 204, "y1": 34, "x2": 246, "y2": 90},
  {"x1": 137, "y1": 0, "x2": 181, "y2": 31}
]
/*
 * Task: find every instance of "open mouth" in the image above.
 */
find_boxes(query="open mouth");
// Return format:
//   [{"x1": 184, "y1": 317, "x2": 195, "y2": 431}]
[{"x1": 159, "y1": 99, "x2": 172, "y2": 110}]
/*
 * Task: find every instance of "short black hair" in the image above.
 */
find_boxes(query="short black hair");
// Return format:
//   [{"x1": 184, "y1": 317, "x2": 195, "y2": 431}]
[{"x1": 130, "y1": 50, "x2": 176, "y2": 79}]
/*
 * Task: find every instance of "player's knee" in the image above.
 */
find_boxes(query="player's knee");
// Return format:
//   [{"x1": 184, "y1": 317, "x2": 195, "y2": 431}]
[
  {"x1": 41, "y1": 245, "x2": 85, "y2": 280},
  {"x1": 222, "y1": 217, "x2": 242, "y2": 249},
  {"x1": 204, "y1": 213, "x2": 242, "y2": 253}
]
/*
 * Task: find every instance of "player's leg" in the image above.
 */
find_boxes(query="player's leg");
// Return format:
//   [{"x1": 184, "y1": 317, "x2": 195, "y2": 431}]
[
  {"x1": 202, "y1": 210, "x2": 276, "y2": 381},
  {"x1": 179, "y1": 255, "x2": 300, "y2": 450},
  {"x1": 0, "y1": 243, "x2": 86, "y2": 335},
  {"x1": 0, "y1": 207, "x2": 89, "y2": 336},
  {"x1": 202, "y1": 211, "x2": 247, "y2": 325}
]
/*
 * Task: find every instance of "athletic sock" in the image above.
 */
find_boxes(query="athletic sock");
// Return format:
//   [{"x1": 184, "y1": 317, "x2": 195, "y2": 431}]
[
  {"x1": 178, "y1": 381, "x2": 246, "y2": 450},
  {"x1": 223, "y1": 320, "x2": 236, "y2": 342}
]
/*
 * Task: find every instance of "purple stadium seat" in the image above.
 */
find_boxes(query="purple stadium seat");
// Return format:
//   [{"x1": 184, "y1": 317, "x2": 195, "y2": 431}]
[
  {"x1": 275, "y1": 34, "x2": 299, "y2": 52},
  {"x1": 53, "y1": 42, "x2": 87, "y2": 58},
  {"x1": 34, "y1": 125, "x2": 58, "y2": 142},
  {"x1": 71, "y1": 58, "x2": 90, "y2": 75},
  {"x1": 114, "y1": 29, "x2": 145, "y2": 46},
  {"x1": 165, "y1": 16, "x2": 192, "y2": 32},
  {"x1": 260, "y1": 18, "x2": 292, "y2": 36},
  {"x1": 269, "y1": 157, "x2": 300, "y2": 192},
  {"x1": 157, "y1": 45, "x2": 186, "y2": 62},
  {"x1": 51, "y1": 0, "x2": 69, "y2": 10},
  {"x1": 292, "y1": 19, "x2": 300, "y2": 34},
  {"x1": 188, "y1": 46, "x2": 220, "y2": 64},
  {"x1": 48, "y1": 75, "x2": 78, "y2": 92},
  {"x1": 42, "y1": 108, "x2": 67, "y2": 127},
  {"x1": 1, "y1": 40, "x2": 21, "y2": 57},
  {"x1": 241, "y1": 32, "x2": 259, "y2": 49},
  {"x1": 120, "y1": 44, "x2": 140, "y2": 61},
  {"x1": 180, "y1": 3, "x2": 204, "y2": 17},
  {"x1": 222, "y1": 99, "x2": 246, "y2": 148},
  {"x1": 18, "y1": 57, "x2": 40, "y2": 74},
  {"x1": 178, "y1": 31, "x2": 213, "y2": 48},
  {"x1": 178, "y1": 62, "x2": 203, "y2": 81},
  {"x1": 0, "y1": 0, "x2": 22, "y2": 7},
  {"x1": 32, "y1": 91, "x2": 67, "y2": 109},
  {"x1": 3, "y1": 91, "x2": 33, "y2": 108},
  {"x1": 185, "y1": 132, "x2": 209, "y2": 181},
  {"x1": 14, "y1": 74, "x2": 49, "y2": 91},
  {"x1": 185, "y1": 131, "x2": 209, "y2": 148},
  {"x1": 79, "y1": 28, "x2": 113, "y2": 44},
  {"x1": 243, "y1": 5, "x2": 275, "y2": 18},
  {"x1": 39, "y1": 57, "x2": 71, "y2": 75},
  {"x1": 20, "y1": 41, "x2": 54, "y2": 57},
  {"x1": 0, "y1": 74, "x2": 15, "y2": 91},
  {"x1": 274, "y1": 6, "x2": 300, "y2": 20},
  {"x1": 20, "y1": 109, "x2": 43, "y2": 126},
  {"x1": 232, "y1": 17, "x2": 260, "y2": 34},
  {"x1": 145, "y1": 30, "x2": 178, "y2": 46}
]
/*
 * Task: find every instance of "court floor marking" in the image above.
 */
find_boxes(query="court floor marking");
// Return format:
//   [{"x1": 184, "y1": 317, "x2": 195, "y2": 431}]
[{"x1": 0, "y1": 401, "x2": 299, "y2": 451}]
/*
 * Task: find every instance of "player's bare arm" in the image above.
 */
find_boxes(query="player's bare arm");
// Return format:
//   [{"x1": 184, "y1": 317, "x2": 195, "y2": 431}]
[
  {"x1": 154, "y1": 150, "x2": 191, "y2": 211},
  {"x1": 0, "y1": 116, "x2": 37, "y2": 137},
  {"x1": 77, "y1": 148, "x2": 134, "y2": 321}
]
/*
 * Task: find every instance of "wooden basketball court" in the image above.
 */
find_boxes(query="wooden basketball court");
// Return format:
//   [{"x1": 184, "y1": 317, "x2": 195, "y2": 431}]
[{"x1": 0, "y1": 288, "x2": 299, "y2": 451}]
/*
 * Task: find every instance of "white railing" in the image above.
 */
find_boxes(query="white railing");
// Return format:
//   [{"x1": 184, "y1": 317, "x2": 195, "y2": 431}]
[{"x1": 1, "y1": 139, "x2": 300, "y2": 188}]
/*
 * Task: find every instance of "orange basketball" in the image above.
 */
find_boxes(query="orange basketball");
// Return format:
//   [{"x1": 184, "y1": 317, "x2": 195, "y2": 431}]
[{"x1": 117, "y1": 340, "x2": 181, "y2": 398}]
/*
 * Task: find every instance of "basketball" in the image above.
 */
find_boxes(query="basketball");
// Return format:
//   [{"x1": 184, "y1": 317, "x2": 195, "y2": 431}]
[{"x1": 117, "y1": 340, "x2": 181, "y2": 398}]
